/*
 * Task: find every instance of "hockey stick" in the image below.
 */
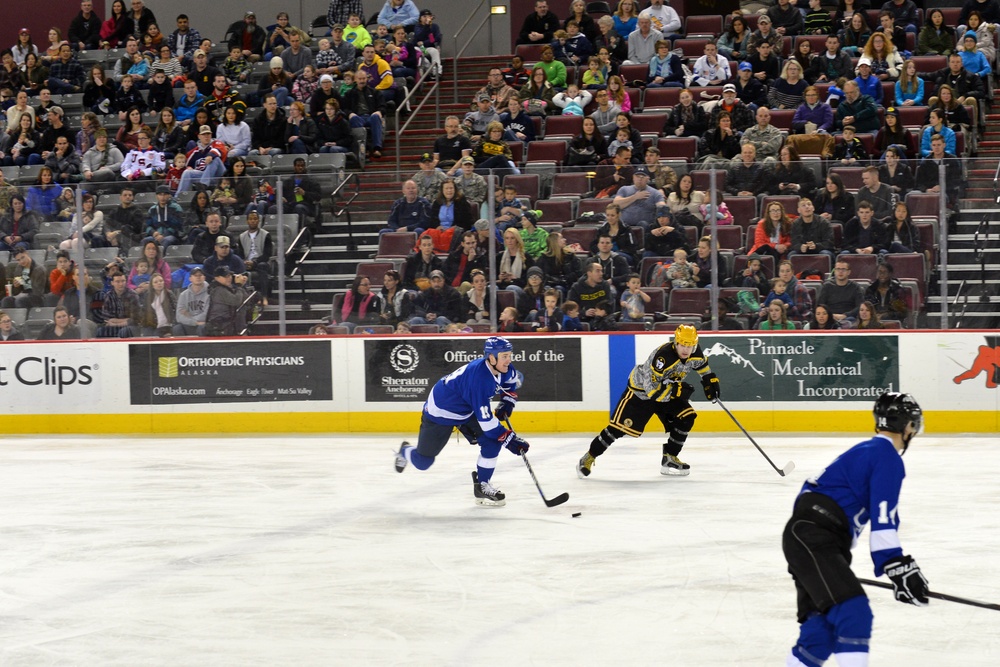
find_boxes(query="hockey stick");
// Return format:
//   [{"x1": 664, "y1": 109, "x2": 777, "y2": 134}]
[
  {"x1": 504, "y1": 419, "x2": 569, "y2": 507},
  {"x1": 859, "y1": 578, "x2": 1000, "y2": 611},
  {"x1": 716, "y1": 398, "x2": 795, "y2": 477}
]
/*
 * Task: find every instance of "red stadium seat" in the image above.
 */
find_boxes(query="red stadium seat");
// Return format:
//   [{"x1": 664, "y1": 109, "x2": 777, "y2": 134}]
[
  {"x1": 641, "y1": 287, "x2": 666, "y2": 312},
  {"x1": 536, "y1": 198, "x2": 575, "y2": 225},
  {"x1": 642, "y1": 87, "x2": 683, "y2": 111},
  {"x1": 829, "y1": 166, "x2": 865, "y2": 192},
  {"x1": 667, "y1": 288, "x2": 712, "y2": 316},
  {"x1": 720, "y1": 196, "x2": 758, "y2": 233},
  {"x1": 526, "y1": 140, "x2": 567, "y2": 165},
  {"x1": 377, "y1": 232, "x2": 417, "y2": 259},
  {"x1": 543, "y1": 115, "x2": 584, "y2": 139},
  {"x1": 630, "y1": 112, "x2": 668, "y2": 135},
  {"x1": 551, "y1": 172, "x2": 590, "y2": 198},
  {"x1": 840, "y1": 254, "x2": 878, "y2": 282},
  {"x1": 657, "y1": 137, "x2": 698, "y2": 161},
  {"x1": 620, "y1": 64, "x2": 649, "y2": 86},
  {"x1": 690, "y1": 169, "x2": 727, "y2": 193},
  {"x1": 685, "y1": 15, "x2": 723, "y2": 38},
  {"x1": 355, "y1": 262, "x2": 396, "y2": 286},
  {"x1": 504, "y1": 173, "x2": 541, "y2": 201}
]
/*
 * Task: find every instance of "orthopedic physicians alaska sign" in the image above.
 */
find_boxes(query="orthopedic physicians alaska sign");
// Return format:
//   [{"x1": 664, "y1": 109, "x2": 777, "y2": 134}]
[{"x1": 700, "y1": 334, "x2": 900, "y2": 401}]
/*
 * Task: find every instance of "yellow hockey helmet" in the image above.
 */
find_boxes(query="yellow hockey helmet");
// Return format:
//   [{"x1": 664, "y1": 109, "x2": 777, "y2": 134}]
[{"x1": 673, "y1": 324, "x2": 698, "y2": 347}]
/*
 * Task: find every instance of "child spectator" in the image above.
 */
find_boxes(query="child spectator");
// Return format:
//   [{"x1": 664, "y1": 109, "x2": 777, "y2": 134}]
[
  {"x1": 343, "y1": 13, "x2": 372, "y2": 51},
  {"x1": 740, "y1": 253, "x2": 769, "y2": 293},
  {"x1": 590, "y1": 300, "x2": 618, "y2": 331},
  {"x1": 246, "y1": 178, "x2": 274, "y2": 215},
  {"x1": 211, "y1": 177, "x2": 237, "y2": 217},
  {"x1": 223, "y1": 45, "x2": 251, "y2": 84},
  {"x1": 833, "y1": 125, "x2": 868, "y2": 165},
  {"x1": 495, "y1": 185, "x2": 527, "y2": 229},
  {"x1": 552, "y1": 83, "x2": 593, "y2": 116},
  {"x1": 606, "y1": 127, "x2": 633, "y2": 156},
  {"x1": 561, "y1": 300, "x2": 583, "y2": 331},
  {"x1": 619, "y1": 273, "x2": 650, "y2": 322},
  {"x1": 665, "y1": 248, "x2": 697, "y2": 288},
  {"x1": 338, "y1": 70, "x2": 355, "y2": 97},
  {"x1": 763, "y1": 278, "x2": 795, "y2": 310},
  {"x1": 582, "y1": 56, "x2": 606, "y2": 89},
  {"x1": 503, "y1": 55, "x2": 532, "y2": 88},
  {"x1": 532, "y1": 288, "x2": 562, "y2": 331},
  {"x1": 128, "y1": 257, "x2": 152, "y2": 293},
  {"x1": 164, "y1": 154, "x2": 186, "y2": 192},
  {"x1": 498, "y1": 306, "x2": 520, "y2": 332},
  {"x1": 147, "y1": 69, "x2": 173, "y2": 112}
]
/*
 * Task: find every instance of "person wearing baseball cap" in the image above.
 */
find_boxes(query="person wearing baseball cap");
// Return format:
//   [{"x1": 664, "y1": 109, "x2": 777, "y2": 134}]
[
  {"x1": 615, "y1": 165, "x2": 666, "y2": 233},
  {"x1": 414, "y1": 7, "x2": 443, "y2": 78},
  {"x1": 411, "y1": 152, "x2": 447, "y2": 201},
  {"x1": 174, "y1": 264, "x2": 210, "y2": 336},
  {"x1": 204, "y1": 263, "x2": 250, "y2": 337},
  {"x1": 228, "y1": 9, "x2": 267, "y2": 62},
  {"x1": 409, "y1": 265, "x2": 463, "y2": 328},
  {"x1": 735, "y1": 59, "x2": 767, "y2": 108},
  {"x1": 203, "y1": 231, "x2": 245, "y2": 281},
  {"x1": 175, "y1": 123, "x2": 226, "y2": 194}
]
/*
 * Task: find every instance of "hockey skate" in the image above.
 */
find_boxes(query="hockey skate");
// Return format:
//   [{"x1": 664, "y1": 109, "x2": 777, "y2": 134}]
[
  {"x1": 472, "y1": 471, "x2": 506, "y2": 507},
  {"x1": 394, "y1": 441, "x2": 410, "y2": 473},
  {"x1": 660, "y1": 454, "x2": 690, "y2": 476},
  {"x1": 577, "y1": 453, "x2": 596, "y2": 479}
]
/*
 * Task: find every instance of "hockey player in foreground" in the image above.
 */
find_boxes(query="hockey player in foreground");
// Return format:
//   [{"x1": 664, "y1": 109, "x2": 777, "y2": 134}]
[
  {"x1": 577, "y1": 323, "x2": 720, "y2": 478},
  {"x1": 783, "y1": 392, "x2": 928, "y2": 667},
  {"x1": 394, "y1": 336, "x2": 529, "y2": 507}
]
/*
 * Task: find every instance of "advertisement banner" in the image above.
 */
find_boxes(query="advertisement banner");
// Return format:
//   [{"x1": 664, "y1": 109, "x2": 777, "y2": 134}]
[
  {"x1": 129, "y1": 341, "x2": 333, "y2": 405},
  {"x1": 364, "y1": 338, "x2": 584, "y2": 402},
  {"x1": 699, "y1": 334, "x2": 900, "y2": 401},
  {"x1": 0, "y1": 344, "x2": 101, "y2": 399}
]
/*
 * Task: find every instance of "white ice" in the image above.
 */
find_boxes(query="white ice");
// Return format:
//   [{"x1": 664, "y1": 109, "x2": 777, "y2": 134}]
[{"x1": 1, "y1": 433, "x2": 998, "y2": 667}]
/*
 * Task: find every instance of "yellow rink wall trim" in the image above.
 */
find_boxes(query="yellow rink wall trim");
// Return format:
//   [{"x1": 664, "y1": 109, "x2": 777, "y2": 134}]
[{"x1": 10, "y1": 410, "x2": 993, "y2": 435}]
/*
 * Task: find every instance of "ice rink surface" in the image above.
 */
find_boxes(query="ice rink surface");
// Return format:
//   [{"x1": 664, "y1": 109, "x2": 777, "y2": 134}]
[{"x1": 1, "y1": 432, "x2": 998, "y2": 667}]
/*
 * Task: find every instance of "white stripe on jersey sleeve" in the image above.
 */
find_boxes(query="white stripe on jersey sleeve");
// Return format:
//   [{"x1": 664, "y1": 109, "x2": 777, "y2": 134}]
[
  {"x1": 870, "y1": 528, "x2": 901, "y2": 552},
  {"x1": 425, "y1": 387, "x2": 473, "y2": 422}
]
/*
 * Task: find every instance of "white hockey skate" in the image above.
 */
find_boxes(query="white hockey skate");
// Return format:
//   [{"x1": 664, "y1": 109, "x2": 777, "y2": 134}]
[
  {"x1": 472, "y1": 471, "x2": 506, "y2": 507},
  {"x1": 660, "y1": 454, "x2": 691, "y2": 476}
]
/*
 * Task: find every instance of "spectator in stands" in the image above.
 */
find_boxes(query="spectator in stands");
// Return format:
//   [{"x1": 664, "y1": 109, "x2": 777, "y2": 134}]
[
  {"x1": 96, "y1": 271, "x2": 139, "y2": 337},
  {"x1": 623, "y1": 16, "x2": 663, "y2": 66},
  {"x1": 839, "y1": 12, "x2": 872, "y2": 57},
  {"x1": 613, "y1": 0, "x2": 641, "y2": 38},
  {"x1": 501, "y1": 96, "x2": 537, "y2": 147},
  {"x1": 44, "y1": 136, "x2": 81, "y2": 184},
  {"x1": 842, "y1": 200, "x2": 889, "y2": 255},
  {"x1": 690, "y1": 42, "x2": 731, "y2": 87},
  {"x1": 568, "y1": 260, "x2": 615, "y2": 324},
  {"x1": 712, "y1": 82, "x2": 757, "y2": 133},
  {"x1": 757, "y1": 299, "x2": 795, "y2": 329},
  {"x1": 402, "y1": 235, "x2": 443, "y2": 291},
  {"x1": 923, "y1": 52, "x2": 986, "y2": 111},
  {"x1": 794, "y1": 39, "x2": 816, "y2": 77},
  {"x1": 957, "y1": 10, "x2": 997, "y2": 62},
  {"x1": 719, "y1": 17, "x2": 751, "y2": 64},
  {"x1": 384, "y1": 180, "x2": 432, "y2": 235},
  {"x1": 914, "y1": 132, "x2": 963, "y2": 206},
  {"x1": 865, "y1": 260, "x2": 910, "y2": 322},
  {"x1": 607, "y1": 166, "x2": 663, "y2": 235},
  {"x1": 804, "y1": 0, "x2": 835, "y2": 36},
  {"x1": 791, "y1": 85, "x2": 834, "y2": 135},
  {"x1": 749, "y1": 201, "x2": 793, "y2": 261},
  {"x1": 203, "y1": 234, "x2": 245, "y2": 280},
  {"x1": 959, "y1": 32, "x2": 992, "y2": 78},
  {"x1": 333, "y1": 274, "x2": 383, "y2": 332},
  {"x1": 444, "y1": 230, "x2": 487, "y2": 289},
  {"x1": 428, "y1": 180, "x2": 475, "y2": 236},
  {"x1": 881, "y1": 0, "x2": 919, "y2": 35},
  {"x1": 770, "y1": 145, "x2": 817, "y2": 199},
  {"x1": 917, "y1": 9, "x2": 955, "y2": 56},
  {"x1": 24, "y1": 167, "x2": 61, "y2": 216},
  {"x1": 215, "y1": 106, "x2": 252, "y2": 159},
  {"x1": 497, "y1": 228, "x2": 534, "y2": 296},
  {"x1": 733, "y1": 60, "x2": 768, "y2": 109},
  {"x1": 69, "y1": 0, "x2": 103, "y2": 51},
  {"x1": 174, "y1": 125, "x2": 224, "y2": 194},
  {"x1": 875, "y1": 107, "x2": 913, "y2": 157},
  {"x1": 810, "y1": 35, "x2": 854, "y2": 85},
  {"x1": 879, "y1": 145, "x2": 914, "y2": 196},
  {"x1": 565, "y1": 0, "x2": 599, "y2": 42},
  {"x1": 283, "y1": 101, "x2": 319, "y2": 155},
  {"x1": 204, "y1": 266, "x2": 250, "y2": 336},
  {"x1": 327, "y1": 0, "x2": 363, "y2": 31},
  {"x1": 789, "y1": 198, "x2": 836, "y2": 260},
  {"x1": 726, "y1": 143, "x2": 765, "y2": 196},
  {"x1": 644, "y1": 147, "x2": 678, "y2": 191},
  {"x1": 120, "y1": 129, "x2": 165, "y2": 185},
  {"x1": 342, "y1": 69, "x2": 386, "y2": 159},
  {"x1": 185, "y1": 49, "x2": 223, "y2": 97},
  {"x1": 589, "y1": 89, "x2": 621, "y2": 135},
  {"x1": 741, "y1": 106, "x2": 782, "y2": 164},
  {"x1": 663, "y1": 89, "x2": 709, "y2": 138},
  {"x1": 167, "y1": 13, "x2": 200, "y2": 66},
  {"x1": 1, "y1": 243, "x2": 44, "y2": 309},
  {"x1": 769, "y1": 0, "x2": 805, "y2": 36},
  {"x1": 464, "y1": 94, "x2": 502, "y2": 144},
  {"x1": 591, "y1": 145, "x2": 634, "y2": 198},
  {"x1": 854, "y1": 297, "x2": 886, "y2": 329},
  {"x1": 886, "y1": 201, "x2": 923, "y2": 255},
  {"x1": 832, "y1": 124, "x2": 869, "y2": 165},
  {"x1": 769, "y1": 60, "x2": 808, "y2": 110},
  {"x1": 644, "y1": 209, "x2": 688, "y2": 258},
  {"x1": 818, "y1": 258, "x2": 864, "y2": 325},
  {"x1": 594, "y1": 17, "x2": 627, "y2": 69},
  {"x1": 835, "y1": 79, "x2": 880, "y2": 133},
  {"x1": 813, "y1": 172, "x2": 855, "y2": 225},
  {"x1": 606, "y1": 74, "x2": 632, "y2": 113},
  {"x1": 856, "y1": 166, "x2": 895, "y2": 221},
  {"x1": 173, "y1": 266, "x2": 208, "y2": 335},
  {"x1": 516, "y1": 211, "x2": 547, "y2": 261},
  {"x1": 174, "y1": 79, "x2": 205, "y2": 128},
  {"x1": 142, "y1": 186, "x2": 183, "y2": 250},
  {"x1": 862, "y1": 31, "x2": 904, "y2": 83},
  {"x1": 191, "y1": 211, "x2": 232, "y2": 263},
  {"x1": 853, "y1": 58, "x2": 882, "y2": 104},
  {"x1": 805, "y1": 303, "x2": 840, "y2": 329},
  {"x1": 518, "y1": 0, "x2": 560, "y2": 45},
  {"x1": 228, "y1": 11, "x2": 267, "y2": 63},
  {"x1": 455, "y1": 157, "x2": 488, "y2": 209},
  {"x1": 377, "y1": 268, "x2": 413, "y2": 327},
  {"x1": 433, "y1": 116, "x2": 474, "y2": 174},
  {"x1": 46, "y1": 43, "x2": 84, "y2": 94},
  {"x1": 894, "y1": 59, "x2": 925, "y2": 106},
  {"x1": 315, "y1": 99, "x2": 353, "y2": 157},
  {"x1": 409, "y1": 153, "x2": 446, "y2": 201},
  {"x1": 698, "y1": 110, "x2": 743, "y2": 166},
  {"x1": 930, "y1": 84, "x2": 972, "y2": 133},
  {"x1": 535, "y1": 47, "x2": 568, "y2": 90},
  {"x1": 640, "y1": 0, "x2": 681, "y2": 40},
  {"x1": 78, "y1": 129, "x2": 121, "y2": 185},
  {"x1": 475, "y1": 68, "x2": 516, "y2": 112},
  {"x1": 408, "y1": 269, "x2": 462, "y2": 329},
  {"x1": 748, "y1": 15, "x2": 781, "y2": 60},
  {"x1": 591, "y1": 202, "x2": 636, "y2": 258},
  {"x1": 665, "y1": 173, "x2": 707, "y2": 232},
  {"x1": 536, "y1": 231, "x2": 582, "y2": 295}
]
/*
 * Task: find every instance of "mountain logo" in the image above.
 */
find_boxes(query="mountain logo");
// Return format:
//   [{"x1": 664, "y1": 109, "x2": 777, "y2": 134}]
[{"x1": 703, "y1": 342, "x2": 765, "y2": 377}]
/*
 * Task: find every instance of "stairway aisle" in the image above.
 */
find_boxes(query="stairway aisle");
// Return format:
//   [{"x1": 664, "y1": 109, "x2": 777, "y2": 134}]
[{"x1": 252, "y1": 56, "x2": 504, "y2": 335}]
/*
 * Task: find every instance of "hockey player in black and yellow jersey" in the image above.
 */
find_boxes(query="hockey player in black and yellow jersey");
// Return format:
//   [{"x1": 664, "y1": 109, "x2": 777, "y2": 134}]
[{"x1": 577, "y1": 324, "x2": 720, "y2": 478}]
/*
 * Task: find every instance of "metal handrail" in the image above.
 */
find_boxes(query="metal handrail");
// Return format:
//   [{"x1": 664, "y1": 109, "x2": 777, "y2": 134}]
[
  {"x1": 451, "y1": 0, "x2": 495, "y2": 104},
  {"x1": 394, "y1": 77, "x2": 441, "y2": 178},
  {"x1": 330, "y1": 171, "x2": 362, "y2": 252},
  {"x1": 953, "y1": 280, "x2": 969, "y2": 328}
]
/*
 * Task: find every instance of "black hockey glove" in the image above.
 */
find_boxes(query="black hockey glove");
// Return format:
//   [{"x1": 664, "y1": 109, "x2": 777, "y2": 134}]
[
  {"x1": 883, "y1": 555, "x2": 929, "y2": 606},
  {"x1": 494, "y1": 391, "x2": 517, "y2": 421},
  {"x1": 500, "y1": 429, "x2": 530, "y2": 455},
  {"x1": 702, "y1": 373, "x2": 720, "y2": 403},
  {"x1": 668, "y1": 382, "x2": 695, "y2": 401}
]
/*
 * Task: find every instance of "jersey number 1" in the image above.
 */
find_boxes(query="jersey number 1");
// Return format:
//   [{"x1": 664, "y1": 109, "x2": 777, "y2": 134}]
[{"x1": 877, "y1": 500, "x2": 898, "y2": 525}]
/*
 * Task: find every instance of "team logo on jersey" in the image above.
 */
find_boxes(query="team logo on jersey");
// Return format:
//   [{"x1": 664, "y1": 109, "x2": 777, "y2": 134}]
[
  {"x1": 654, "y1": 357, "x2": 665, "y2": 371},
  {"x1": 623, "y1": 418, "x2": 633, "y2": 428},
  {"x1": 389, "y1": 344, "x2": 420, "y2": 374}
]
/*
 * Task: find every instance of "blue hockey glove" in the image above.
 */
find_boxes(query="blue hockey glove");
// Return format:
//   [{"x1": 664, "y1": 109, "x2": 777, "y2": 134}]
[
  {"x1": 702, "y1": 373, "x2": 720, "y2": 402},
  {"x1": 883, "y1": 555, "x2": 929, "y2": 606},
  {"x1": 500, "y1": 429, "x2": 530, "y2": 455},
  {"x1": 495, "y1": 391, "x2": 517, "y2": 421}
]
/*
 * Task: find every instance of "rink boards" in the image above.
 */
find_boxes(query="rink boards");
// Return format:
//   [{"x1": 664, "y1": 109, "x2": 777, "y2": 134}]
[{"x1": 1, "y1": 331, "x2": 998, "y2": 435}]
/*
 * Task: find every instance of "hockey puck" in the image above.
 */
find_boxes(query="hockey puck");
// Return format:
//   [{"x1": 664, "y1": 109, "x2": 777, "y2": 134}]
[{"x1": 572, "y1": 512, "x2": 582, "y2": 518}]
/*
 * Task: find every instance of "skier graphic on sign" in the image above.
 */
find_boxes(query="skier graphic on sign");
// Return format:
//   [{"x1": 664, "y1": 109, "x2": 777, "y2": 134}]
[{"x1": 953, "y1": 336, "x2": 1000, "y2": 388}]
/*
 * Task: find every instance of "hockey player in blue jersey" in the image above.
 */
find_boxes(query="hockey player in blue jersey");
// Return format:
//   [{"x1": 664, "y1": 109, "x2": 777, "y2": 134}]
[
  {"x1": 783, "y1": 392, "x2": 928, "y2": 667},
  {"x1": 394, "y1": 336, "x2": 529, "y2": 507}
]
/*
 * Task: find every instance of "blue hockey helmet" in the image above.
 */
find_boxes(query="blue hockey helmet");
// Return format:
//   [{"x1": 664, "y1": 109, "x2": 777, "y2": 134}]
[{"x1": 484, "y1": 336, "x2": 514, "y2": 358}]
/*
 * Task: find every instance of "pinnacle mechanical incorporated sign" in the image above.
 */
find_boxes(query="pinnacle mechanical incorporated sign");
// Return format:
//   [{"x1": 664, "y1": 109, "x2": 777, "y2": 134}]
[
  {"x1": 702, "y1": 335, "x2": 900, "y2": 401},
  {"x1": 129, "y1": 341, "x2": 333, "y2": 405}
]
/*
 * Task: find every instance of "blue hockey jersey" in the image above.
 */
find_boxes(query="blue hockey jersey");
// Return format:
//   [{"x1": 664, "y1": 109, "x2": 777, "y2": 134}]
[
  {"x1": 798, "y1": 434, "x2": 906, "y2": 576},
  {"x1": 423, "y1": 357, "x2": 522, "y2": 443}
]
